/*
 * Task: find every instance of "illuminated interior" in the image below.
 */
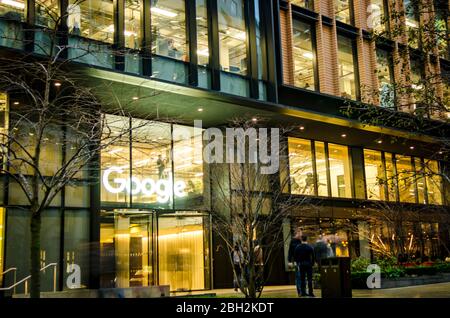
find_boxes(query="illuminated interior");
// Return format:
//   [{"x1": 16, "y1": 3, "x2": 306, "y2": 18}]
[
  {"x1": 291, "y1": 0, "x2": 314, "y2": 11},
  {"x1": 0, "y1": 0, "x2": 25, "y2": 21},
  {"x1": 35, "y1": 0, "x2": 59, "y2": 28},
  {"x1": 404, "y1": 0, "x2": 419, "y2": 49},
  {"x1": 151, "y1": 0, "x2": 187, "y2": 61},
  {"x1": 218, "y1": 0, "x2": 247, "y2": 75},
  {"x1": 288, "y1": 137, "x2": 314, "y2": 195},
  {"x1": 125, "y1": 0, "x2": 141, "y2": 49},
  {"x1": 68, "y1": 0, "x2": 114, "y2": 43},
  {"x1": 396, "y1": 155, "x2": 416, "y2": 203},
  {"x1": 328, "y1": 143, "x2": 352, "y2": 198},
  {"x1": 337, "y1": 35, "x2": 357, "y2": 100},
  {"x1": 425, "y1": 159, "x2": 443, "y2": 205},
  {"x1": 196, "y1": 0, "x2": 209, "y2": 66},
  {"x1": 292, "y1": 20, "x2": 316, "y2": 90},
  {"x1": 376, "y1": 49, "x2": 394, "y2": 108},
  {"x1": 335, "y1": 0, "x2": 352, "y2": 25},
  {"x1": 314, "y1": 141, "x2": 329, "y2": 197},
  {"x1": 364, "y1": 149, "x2": 385, "y2": 200}
]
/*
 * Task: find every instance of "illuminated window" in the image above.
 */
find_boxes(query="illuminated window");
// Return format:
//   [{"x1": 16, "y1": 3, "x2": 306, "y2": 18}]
[
  {"x1": 218, "y1": 0, "x2": 247, "y2": 75},
  {"x1": 315, "y1": 141, "x2": 329, "y2": 196},
  {"x1": 68, "y1": 0, "x2": 114, "y2": 43},
  {"x1": 384, "y1": 152, "x2": 397, "y2": 202},
  {"x1": 152, "y1": 0, "x2": 187, "y2": 61},
  {"x1": 396, "y1": 155, "x2": 416, "y2": 203},
  {"x1": 288, "y1": 138, "x2": 314, "y2": 195},
  {"x1": 292, "y1": 20, "x2": 316, "y2": 91},
  {"x1": 424, "y1": 159, "x2": 442, "y2": 205},
  {"x1": 337, "y1": 35, "x2": 358, "y2": 100},
  {"x1": 328, "y1": 143, "x2": 352, "y2": 198},
  {"x1": 376, "y1": 48, "x2": 395, "y2": 108},
  {"x1": 291, "y1": 0, "x2": 314, "y2": 11},
  {"x1": 197, "y1": 0, "x2": 209, "y2": 66},
  {"x1": 335, "y1": 0, "x2": 353, "y2": 25},
  {"x1": 434, "y1": 0, "x2": 449, "y2": 59},
  {"x1": 0, "y1": 0, "x2": 25, "y2": 21},
  {"x1": 369, "y1": 0, "x2": 387, "y2": 34},
  {"x1": 36, "y1": 0, "x2": 59, "y2": 28},
  {"x1": 414, "y1": 158, "x2": 426, "y2": 204},
  {"x1": 125, "y1": 0, "x2": 141, "y2": 49},
  {"x1": 364, "y1": 149, "x2": 386, "y2": 200}
]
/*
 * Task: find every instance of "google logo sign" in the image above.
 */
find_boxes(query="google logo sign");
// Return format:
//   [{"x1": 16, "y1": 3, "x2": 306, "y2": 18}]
[{"x1": 102, "y1": 166, "x2": 187, "y2": 203}]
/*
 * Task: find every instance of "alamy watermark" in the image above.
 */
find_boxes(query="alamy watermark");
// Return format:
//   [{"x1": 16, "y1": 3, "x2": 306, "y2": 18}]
[{"x1": 366, "y1": 264, "x2": 381, "y2": 289}]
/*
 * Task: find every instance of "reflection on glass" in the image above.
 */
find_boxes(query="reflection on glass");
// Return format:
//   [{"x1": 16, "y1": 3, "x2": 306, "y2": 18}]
[
  {"x1": 376, "y1": 49, "x2": 394, "y2": 108},
  {"x1": 218, "y1": 0, "x2": 247, "y2": 75},
  {"x1": 396, "y1": 155, "x2": 416, "y2": 203},
  {"x1": 131, "y1": 120, "x2": 172, "y2": 208},
  {"x1": 151, "y1": 0, "x2": 187, "y2": 61},
  {"x1": 158, "y1": 215, "x2": 205, "y2": 291},
  {"x1": 385, "y1": 152, "x2": 397, "y2": 202},
  {"x1": 292, "y1": 20, "x2": 316, "y2": 90},
  {"x1": 291, "y1": 0, "x2": 314, "y2": 11},
  {"x1": 0, "y1": 0, "x2": 25, "y2": 21},
  {"x1": 315, "y1": 142, "x2": 329, "y2": 196},
  {"x1": 288, "y1": 138, "x2": 314, "y2": 195},
  {"x1": 434, "y1": 0, "x2": 449, "y2": 59},
  {"x1": 173, "y1": 125, "x2": 204, "y2": 209},
  {"x1": 425, "y1": 159, "x2": 442, "y2": 205},
  {"x1": 328, "y1": 143, "x2": 352, "y2": 198},
  {"x1": 36, "y1": 0, "x2": 59, "y2": 28},
  {"x1": 364, "y1": 149, "x2": 385, "y2": 200},
  {"x1": 68, "y1": 0, "x2": 114, "y2": 43},
  {"x1": 125, "y1": 0, "x2": 141, "y2": 49},
  {"x1": 335, "y1": 0, "x2": 352, "y2": 25},
  {"x1": 369, "y1": 0, "x2": 386, "y2": 34},
  {"x1": 337, "y1": 35, "x2": 357, "y2": 100}
]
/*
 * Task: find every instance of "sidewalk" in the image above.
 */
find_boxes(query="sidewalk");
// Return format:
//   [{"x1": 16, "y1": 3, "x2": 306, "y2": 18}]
[{"x1": 173, "y1": 282, "x2": 450, "y2": 298}]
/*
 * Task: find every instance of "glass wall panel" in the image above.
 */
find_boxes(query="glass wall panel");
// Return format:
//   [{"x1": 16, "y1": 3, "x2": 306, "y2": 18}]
[
  {"x1": 370, "y1": 0, "x2": 387, "y2": 33},
  {"x1": 36, "y1": 0, "x2": 59, "y2": 28},
  {"x1": 335, "y1": 0, "x2": 352, "y2": 25},
  {"x1": 292, "y1": 20, "x2": 316, "y2": 90},
  {"x1": 196, "y1": 0, "x2": 209, "y2": 66},
  {"x1": 173, "y1": 125, "x2": 204, "y2": 209},
  {"x1": 158, "y1": 215, "x2": 206, "y2": 291},
  {"x1": 291, "y1": 0, "x2": 314, "y2": 11},
  {"x1": 65, "y1": 183, "x2": 90, "y2": 208},
  {"x1": 364, "y1": 149, "x2": 385, "y2": 200},
  {"x1": 314, "y1": 141, "x2": 329, "y2": 196},
  {"x1": 385, "y1": 152, "x2": 397, "y2": 202},
  {"x1": 425, "y1": 160, "x2": 443, "y2": 205},
  {"x1": 68, "y1": 0, "x2": 114, "y2": 43},
  {"x1": 404, "y1": 0, "x2": 419, "y2": 48},
  {"x1": 131, "y1": 120, "x2": 172, "y2": 209},
  {"x1": 151, "y1": 0, "x2": 187, "y2": 61},
  {"x1": 337, "y1": 35, "x2": 357, "y2": 99},
  {"x1": 288, "y1": 138, "x2": 314, "y2": 195},
  {"x1": 218, "y1": 0, "x2": 247, "y2": 75},
  {"x1": 0, "y1": 0, "x2": 25, "y2": 21},
  {"x1": 376, "y1": 48, "x2": 395, "y2": 108},
  {"x1": 414, "y1": 158, "x2": 426, "y2": 204},
  {"x1": 396, "y1": 155, "x2": 416, "y2": 203},
  {"x1": 63, "y1": 210, "x2": 90, "y2": 290},
  {"x1": 328, "y1": 143, "x2": 352, "y2": 198},
  {"x1": 101, "y1": 115, "x2": 130, "y2": 206},
  {"x1": 125, "y1": 0, "x2": 141, "y2": 49},
  {"x1": 434, "y1": 0, "x2": 449, "y2": 59}
]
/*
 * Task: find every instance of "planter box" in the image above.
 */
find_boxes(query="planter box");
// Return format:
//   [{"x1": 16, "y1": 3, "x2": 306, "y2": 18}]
[{"x1": 352, "y1": 273, "x2": 450, "y2": 289}]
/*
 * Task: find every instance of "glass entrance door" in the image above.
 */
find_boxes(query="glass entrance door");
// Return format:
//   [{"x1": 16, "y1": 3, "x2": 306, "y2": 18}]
[
  {"x1": 158, "y1": 215, "x2": 206, "y2": 291},
  {"x1": 100, "y1": 210, "x2": 154, "y2": 288}
]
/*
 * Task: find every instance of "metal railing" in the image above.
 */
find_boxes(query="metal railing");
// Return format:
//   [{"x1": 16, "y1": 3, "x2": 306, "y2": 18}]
[
  {"x1": 1, "y1": 267, "x2": 17, "y2": 294},
  {"x1": 0, "y1": 263, "x2": 57, "y2": 296}
]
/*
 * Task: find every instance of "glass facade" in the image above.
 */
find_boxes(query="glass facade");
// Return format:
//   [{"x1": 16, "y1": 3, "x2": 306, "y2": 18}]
[
  {"x1": 328, "y1": 143, "x2": 352, "y2": 198},
  {"x1": 337, "y1": 35, "x2": 358, "y2": 100},
  {"x1": 68, "y1": 0, "x2": 114, "y2": 43},
  {"x1": 0, "y1": 0, "x2": 25, "y2": 21},
  {"x1": 404, "y1": 0, "x2": 419, "y2": 49},
  {"x1": 364, "y1": 149, "x2": 386, "y2": 200},
  {"x1": 425, "y1": 159, "x2": 443, "y2": 205},
  {"x1": 291, "y1": 0, "x2": 314, "y2": 11},
  {"x1": 292, "y1": 20, "x2": 316, "y2": 90},
  {"x1": 36, "y1": 0, "x2": 59, "y2": 28},
  {"x1": 315, "y1": 141, "x2": 329, "y2": 197},
  {"x1": 125, "y1": 0, "x2": 141, "y2": 49},
  {"x1": 288, "y1": 138, "x2": 314, "y2": 195},
  {"x1": 370, "y1": 0, "x2": 387, "y2": 34}
]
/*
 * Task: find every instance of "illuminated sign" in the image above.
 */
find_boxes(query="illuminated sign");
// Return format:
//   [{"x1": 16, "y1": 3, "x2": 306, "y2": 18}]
[{"x1": 102, "y1": 167, "x2": 186, "y2": 203}]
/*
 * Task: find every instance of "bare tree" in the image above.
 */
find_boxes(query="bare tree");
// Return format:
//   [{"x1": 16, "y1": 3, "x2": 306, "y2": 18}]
[
  {"x1": 0, "y1": 1, "x2": 168, "y2": 298},
  {"x1": 209, "y1": 118, "x2": 312, "y2": 298}
]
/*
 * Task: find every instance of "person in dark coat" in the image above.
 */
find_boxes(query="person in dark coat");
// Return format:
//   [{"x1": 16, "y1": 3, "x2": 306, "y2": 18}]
[
  {"x1": 288, "y1": 228, "x2": 302, "y2": 296},
  {"x1": 294, "y1": 235, "x2": 316, "y2": 297}
]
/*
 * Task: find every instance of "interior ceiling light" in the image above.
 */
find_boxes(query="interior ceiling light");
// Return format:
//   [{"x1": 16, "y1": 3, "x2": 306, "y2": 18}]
[
  {"x1": 151, "y1": 7, "x2": 178, "y2": 18},
  {"x1": 1, "y1": 0, "x2": 25, "y2": 9}
]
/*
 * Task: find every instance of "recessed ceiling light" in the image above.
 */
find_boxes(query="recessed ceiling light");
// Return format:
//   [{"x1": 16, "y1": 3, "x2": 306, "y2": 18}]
[
  {"x1": 13, "y1": 101, "x2": 19, "y2": 105},
  {"x1": 438, "y1": 151, "x2": 443, "y2": 154},
  {"x1": 341, "y1": 134, "x2": 347, "y2": 138},
  {"x1": 198, "y1": 108, "x2": 203, "y2": 112},
  {"x1": 132, "y1": 96, "x2": 139, "y2": 100},
  {"x1": 410, "y1": 146, "x2": 415, "y2": 150},
  {"x1": 377, "y1": 140, "x2": 383, "y2": 144},
  {"x1": 299, "y1": 126, "x2": 305, "y2": 131},
  {"x1": 252, "y1": 118, "x2": 258, "y2": 122},
  {"x1": 54, "y1": 82, "x2": 61, "y2": 87}
]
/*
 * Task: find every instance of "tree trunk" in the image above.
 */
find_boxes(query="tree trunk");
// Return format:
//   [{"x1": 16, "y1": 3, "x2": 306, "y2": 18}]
[{"x1": 30, "y1": 212, "x2": 41, "y2": 298}]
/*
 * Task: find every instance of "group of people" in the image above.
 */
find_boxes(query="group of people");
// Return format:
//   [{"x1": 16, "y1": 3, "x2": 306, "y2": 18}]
[
  {"x1": 231, "y1": 241, "x2": 264, "y2": 292},
  {"x1": 288, "y1": 229, "x2": 334, "y2": 297}
]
